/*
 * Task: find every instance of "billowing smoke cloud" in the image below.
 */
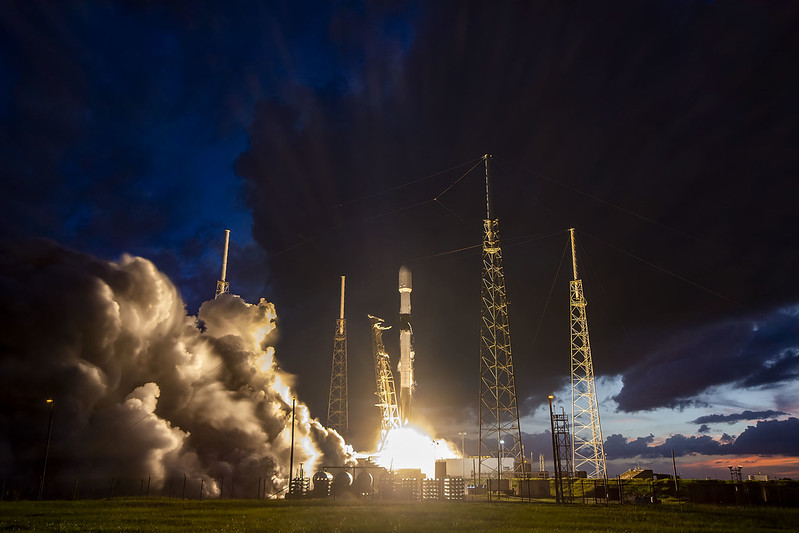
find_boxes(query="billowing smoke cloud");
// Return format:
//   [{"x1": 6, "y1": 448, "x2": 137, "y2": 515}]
[{"x1": 0, "y1": 239, "x2": 350, "y2": 497}]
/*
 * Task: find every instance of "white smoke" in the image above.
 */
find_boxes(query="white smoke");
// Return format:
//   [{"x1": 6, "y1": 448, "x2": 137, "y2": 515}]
[{"x1": 0, "y1": 239, "x2": 350, "y2": 497}]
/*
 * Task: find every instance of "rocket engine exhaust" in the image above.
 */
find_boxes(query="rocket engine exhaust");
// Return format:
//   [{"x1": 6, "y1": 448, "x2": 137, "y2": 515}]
[{"x1": 398, "y1": 265, "x2": 414, "y2": 425}]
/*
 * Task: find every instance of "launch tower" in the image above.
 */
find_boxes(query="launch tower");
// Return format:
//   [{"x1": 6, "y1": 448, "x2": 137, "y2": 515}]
[
  {"x1": 369, "y1": 315, "x2": 401, "y2": 449},
  {"x1": 477, "y1": 154, "x2": 525, "y2": 481},
  {"x1": 215, "y1": 229, "x2": 231, "y2": 298},
  {"x1": 569, "y1": 228, "x2": 607, "y2": 479},
  {"x1": 398, "y1": 265, "x2": 415, "y2": 425},
  {"x1": 326, "y1": 276, "x2": 348, "y2": 439}
]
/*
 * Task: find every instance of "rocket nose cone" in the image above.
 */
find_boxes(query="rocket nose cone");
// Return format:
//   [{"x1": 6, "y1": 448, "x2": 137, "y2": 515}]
[{"x1": 399, "y1": 265, "x2": 412, "y2": 290}]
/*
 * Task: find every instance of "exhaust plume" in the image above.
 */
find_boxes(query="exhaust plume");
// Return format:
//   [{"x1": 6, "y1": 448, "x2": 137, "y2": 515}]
[{"x1": 0, "y1": 239, "x2": 350, "y2": 498}]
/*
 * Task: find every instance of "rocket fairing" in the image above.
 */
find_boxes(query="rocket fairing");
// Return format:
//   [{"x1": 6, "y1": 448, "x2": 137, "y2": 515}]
[{"x1": 398, "y1": 265, "x2": 414, "y2": 425}]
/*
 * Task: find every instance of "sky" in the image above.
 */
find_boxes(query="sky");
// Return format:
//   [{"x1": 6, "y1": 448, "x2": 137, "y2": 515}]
[{"x1": 1, "y1": 0, "x2": 798, "y2": 483}]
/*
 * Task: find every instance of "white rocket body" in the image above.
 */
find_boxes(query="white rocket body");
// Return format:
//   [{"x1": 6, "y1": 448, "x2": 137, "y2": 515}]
[
  {"x1": 398, "y1": 265, "x2": 414, "y2": 424},
  {"x1": 215, "y1": 229, "x2": 231, "y2": 298}
]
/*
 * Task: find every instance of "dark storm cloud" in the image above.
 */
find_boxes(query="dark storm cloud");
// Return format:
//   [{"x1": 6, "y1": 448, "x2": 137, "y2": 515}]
[
  {"x1": 691, "y1": 410, "x2": 788, "y2": 426},
  {"x1": 0, "y1": 239, "x2": 349, "y2": 497},
  {"x1": 614, "y1": 307, "x2": 799, "y2": 412},
  {"x1": 1, "y1": 0, "x2": 798, "y2": 454},
  {"x1": 0, "y1": 1, "x2": 291, "y2": 309},
  {"x1": 604, "y1": 418, "x2": 799, "y2": 459},
  {"x1": 234, "y1": 0, "x2": 799, "y2": 444},
  {"x1": 733, "y1": 418, "x2": 799, "y2": 456}
]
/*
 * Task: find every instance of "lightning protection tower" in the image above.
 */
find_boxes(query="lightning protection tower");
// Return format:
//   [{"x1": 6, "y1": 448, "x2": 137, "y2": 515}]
[
  {"x1": 569, "y1": 228, "x2": 607, "y2": 480},
  {"x1": 478, "y1": 154, "x2": 525, "y2": 481},
  {"x1": 215, "y1": 229, "x2": 231, "y2": 298},
  {"x1": 327, "y1": 276, "x2": 348, "y2": 439}
]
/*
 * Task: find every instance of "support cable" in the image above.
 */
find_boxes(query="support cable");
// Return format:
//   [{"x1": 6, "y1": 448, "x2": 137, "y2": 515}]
[
  {"x1": 582, "y1": 230, "x2": 745, "y2": 308},
  {"x1": 532, "y1": 239, "x2": 569, "y2": 349},
  {"x1": 238, "y1": 159, "x2": 485, "y2": 272},
  {"x1": 337, "y1": 157, "x2": 483, "y2": 209}
]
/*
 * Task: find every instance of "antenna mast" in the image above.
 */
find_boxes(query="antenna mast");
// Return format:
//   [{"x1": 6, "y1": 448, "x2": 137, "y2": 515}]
[
  {"x1": 478, "y1": 154, "x2": 525, "y2": 489},
  {"x1": 215, "y1": 229, "x2": 231, "y2": 298},
  {"x1": 569, "y1": 228, "x2": 607, "y2": 479},
  {"x1": 327, "y1": 276, "x2": 349, "y2": 439}
]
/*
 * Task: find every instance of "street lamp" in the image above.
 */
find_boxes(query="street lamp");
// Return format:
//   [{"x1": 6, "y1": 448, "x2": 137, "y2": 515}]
[
  {"x1": 38, "y1": 399, "x2": 55, "y2": 501},
  {"x1": 498, "y1": 439, "x2": 504, "y2": 499},
  {"x1": 458, "y1": 432, "x2": 467, "y2": 479}
]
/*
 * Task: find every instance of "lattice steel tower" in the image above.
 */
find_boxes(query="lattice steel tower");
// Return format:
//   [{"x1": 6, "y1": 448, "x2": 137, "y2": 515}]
[
  {"x1": 369, "y1": 314, "x2": 401, "y2": 450},
  {"x1": 326, "y1": 276, "x2": 348, "y2": 439},
  {"x1": 478, "y1": 154, "x2": 525, "y2": 480},
  {"x1": 569, "y1": 228, "x2": 607, "y2": 479}
]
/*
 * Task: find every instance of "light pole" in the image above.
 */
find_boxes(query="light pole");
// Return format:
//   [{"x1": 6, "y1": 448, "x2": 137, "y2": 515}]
[
  {"x1": 289, "y1": 398, "x2": 295, "y2": 489},
  {"x1": 38, "y1": 399, "x2": 55, "y2": 501},
  {"x1": 459, "y1": 432, "x2": 467, "y2": 479},
  {"x1": 498, "y1": 439, "x2": 504, "y2": 500}
]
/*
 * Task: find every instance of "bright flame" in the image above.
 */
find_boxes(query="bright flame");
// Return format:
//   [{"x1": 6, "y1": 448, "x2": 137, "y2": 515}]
[{"x1": 372, "y1": 426, "x2": 459, "y2": 478}]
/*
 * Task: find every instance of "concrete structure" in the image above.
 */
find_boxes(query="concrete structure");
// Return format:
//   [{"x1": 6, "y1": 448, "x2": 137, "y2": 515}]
[{"x1": 620, "y1": 468, "x2": 653, "y2": 480}]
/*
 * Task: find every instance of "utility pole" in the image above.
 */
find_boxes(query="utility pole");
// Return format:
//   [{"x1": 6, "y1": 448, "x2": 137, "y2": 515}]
[
  {"x1": 569, "y1": 228, "x2": 607, "y2": 479},
  {"x1": 38, "y1": 399, "x2": 55, "y2": 501},
  {"x1": 459, "y1": 432, "x2": 467, "y2": 479},
  {"x1": 478, "y1": 154, "x2": 525, "y2": 491},
  {"x1": 327, "y1": 276, "x2": 348, "y2": 439},
  {"x1": 289, "y1": 399, "x2": 295, "y2": 481},
  {"x1": 671, "y1": 449, "x2": 679, "y2": 496}
]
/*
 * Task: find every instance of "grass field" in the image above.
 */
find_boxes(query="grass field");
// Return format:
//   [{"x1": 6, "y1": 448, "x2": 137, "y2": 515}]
[{"x1": 1, "y1": 499, "x2": 798, "y2": 532}]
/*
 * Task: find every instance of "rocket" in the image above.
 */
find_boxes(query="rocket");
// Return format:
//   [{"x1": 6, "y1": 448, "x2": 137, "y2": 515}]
[
  {"x1": 215, "y1": 229, "x2": 231, "y2": 298},
  {"x1": 398, "y1": 265, "x2": 414, "y2": 424}
]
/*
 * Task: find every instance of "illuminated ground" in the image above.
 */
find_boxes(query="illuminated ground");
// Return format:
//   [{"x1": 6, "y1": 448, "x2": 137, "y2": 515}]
[{"x1": 1, "y1": 499, "x2": 797, "y2": 532}]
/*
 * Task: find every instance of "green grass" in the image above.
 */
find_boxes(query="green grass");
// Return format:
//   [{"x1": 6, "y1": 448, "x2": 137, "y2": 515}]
[{"x1": 1, "y1": 499, "x2": 797, "y2": 532}]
